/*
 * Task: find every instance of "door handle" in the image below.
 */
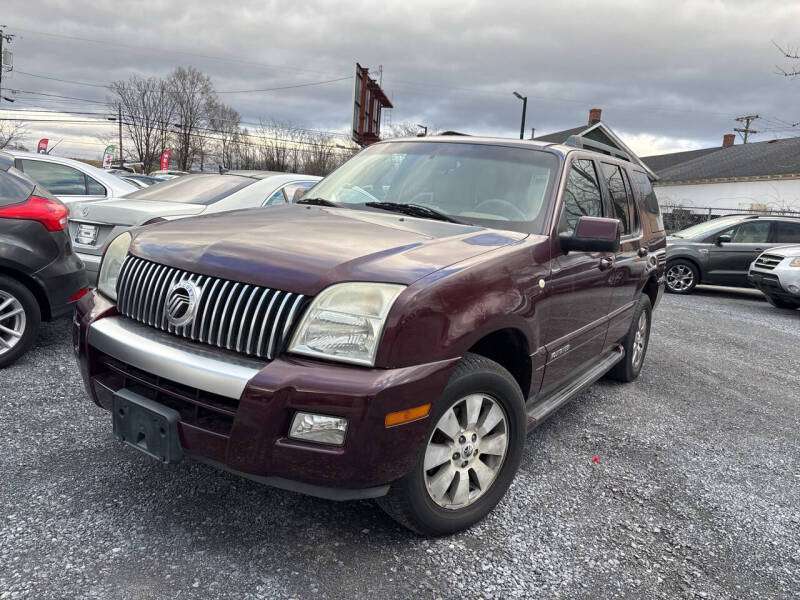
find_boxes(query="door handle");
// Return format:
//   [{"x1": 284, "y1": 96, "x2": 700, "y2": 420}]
[
  {"x1": 599, "y1": 257, "x2": 614, "y2": 270},
  {"x1": 637, "y1": 247, "x2": 648, "y2": 258}
]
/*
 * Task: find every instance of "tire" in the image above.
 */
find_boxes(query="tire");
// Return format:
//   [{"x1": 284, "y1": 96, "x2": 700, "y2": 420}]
[
  {"x1": 376, "y1": 353, "x2": 526, "y2": 536},
  {"x1": 665, "y1": 259, "x2": 699, "y2": 294},
  {"x1": 0, "y1": 275, "x2": 41, "y2": 369},
  {"x1": 605, "y1": 294, "x2": 651, "y2": 383},
  {"x1": 765, "y1": 294, "x2": 800, "y2": 310}
]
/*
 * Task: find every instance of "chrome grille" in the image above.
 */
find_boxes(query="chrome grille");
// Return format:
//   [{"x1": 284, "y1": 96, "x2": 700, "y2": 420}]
[
  {"x1": 116, "y1": 255, "x2": 307, "y2": 360},
  {"x1": 754, "y1": 254, "x2": 783, "y2": 271}
]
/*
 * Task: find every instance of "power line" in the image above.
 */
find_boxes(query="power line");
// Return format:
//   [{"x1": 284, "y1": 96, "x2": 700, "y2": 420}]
[{"x1": 13, "y1": 70, "x2": 109, "y2": 88}]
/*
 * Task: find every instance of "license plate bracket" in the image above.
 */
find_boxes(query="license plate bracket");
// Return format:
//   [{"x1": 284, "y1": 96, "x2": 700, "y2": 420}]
[
  {"x1": 112, "y1": 389, "x2": 183, "y2": 464},
  {"x1": 75, "y1": 223, "x2": 99, "y2": 245}
]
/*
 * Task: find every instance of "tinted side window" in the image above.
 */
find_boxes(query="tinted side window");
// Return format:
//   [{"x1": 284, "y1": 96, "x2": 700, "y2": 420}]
[
  {"x1": 601, "y1": 163, "x2": 636, "y2": 235},
  {"x1": 0, "y1": 167, "x2": 35, "y2": 207},
  {"x1": 621, "y1": 169, "x2": 639, "y2": 233},
  {"x1": 86, "y1": 175, "x2": 106, "y2": 196},
  {"x1": 730, "y1": 221, "x2": 770, "y2": 243},
  {"x1": 19, "y1": 160, "x2": 86, "y2": 195},
  {"x1": 559, "y1": 159, "x2": 603, "y2": 233},
  {"x1": 775, "y1": 221, "x2": 800, "y2": 243},
  {"x1": 632, "y1": 170, "x2": 664, "y2": 232}
]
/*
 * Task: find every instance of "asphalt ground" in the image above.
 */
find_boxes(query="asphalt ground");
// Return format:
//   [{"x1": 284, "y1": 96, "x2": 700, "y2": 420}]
[{"x1": 1, "y1": 287, "x2": 798, "y2": 599}]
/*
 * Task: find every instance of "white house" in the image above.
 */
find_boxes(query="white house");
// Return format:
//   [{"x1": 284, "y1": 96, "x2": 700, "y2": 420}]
[{"x1": 643, "y1": 135, "x2": 800, "y2": 214}]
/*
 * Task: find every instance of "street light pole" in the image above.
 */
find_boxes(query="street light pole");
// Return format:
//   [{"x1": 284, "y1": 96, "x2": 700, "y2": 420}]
[{"x1": 513, "y1": 91, "x2": 527, "y2": 140}]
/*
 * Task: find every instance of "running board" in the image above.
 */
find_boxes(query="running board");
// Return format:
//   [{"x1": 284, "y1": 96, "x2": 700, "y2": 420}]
[{"x1": 526, "y1": 345, "x2": 625, "y2": 429}]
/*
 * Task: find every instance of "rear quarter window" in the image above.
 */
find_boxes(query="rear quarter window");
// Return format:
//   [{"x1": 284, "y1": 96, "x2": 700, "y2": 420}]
[
  {"x1": 0, "y1": 166, "x2": 35, "y2": 207},
  {"x1": 632, "y1": 170, "x2": 664, "y2": 232}
]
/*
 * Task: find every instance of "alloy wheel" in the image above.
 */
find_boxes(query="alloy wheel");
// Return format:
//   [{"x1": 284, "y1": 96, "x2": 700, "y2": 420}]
[
  {"x1": 631, "y1": 311, "x2": 648, "y2": 368},
  {"x1": 666, "y1": 264, "x2": 694, "y2": 292},
  {"x1": 423, "y1": 393, "x2": 508, "y2": 510},
  {"x1": 0, "y1": 291, "x2": 26, "y2": 357}
]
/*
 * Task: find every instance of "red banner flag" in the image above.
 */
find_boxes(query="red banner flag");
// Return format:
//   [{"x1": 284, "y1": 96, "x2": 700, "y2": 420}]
[
  {"x1": 160, "y1": 150, "x2": 171, "y2": 171},
  {"x1": 37, "y1": 139, "x2": 49, "y2": 154}
]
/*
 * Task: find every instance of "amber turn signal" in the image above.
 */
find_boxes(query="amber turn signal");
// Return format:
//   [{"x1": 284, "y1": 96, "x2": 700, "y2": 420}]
[{"x1": 385, "y1": 403, "x2": 431, "y2": 427}]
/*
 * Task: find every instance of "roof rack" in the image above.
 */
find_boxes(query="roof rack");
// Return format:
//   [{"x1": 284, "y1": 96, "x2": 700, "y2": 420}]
[{"x1": 565, "y1": 134, "x2": 632, "y2": 163}]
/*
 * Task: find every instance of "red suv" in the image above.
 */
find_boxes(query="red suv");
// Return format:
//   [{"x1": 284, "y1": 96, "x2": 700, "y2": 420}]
[{"x1": 74, "y1": 137, "x2": 665, "y2": 535}]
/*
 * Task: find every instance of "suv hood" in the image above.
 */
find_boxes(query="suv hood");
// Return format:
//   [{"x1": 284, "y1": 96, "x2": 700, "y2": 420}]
[
  {"x1": 131, "y1": 204, "x2": 526, "y2": 295},
  {"x1": 761, "y1": 244, "x2": 800, "y2": 258},
  {"x1": 72, "y1": 198, "x2": 205, "y2": 226}
]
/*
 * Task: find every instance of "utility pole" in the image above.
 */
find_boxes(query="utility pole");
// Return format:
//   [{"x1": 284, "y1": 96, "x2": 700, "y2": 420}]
[
  {"x1": 0, "y1": 26, "x2": 16, "y2": 104},
  {"x1": 734, "y1": 115, "x2": 759, "y2": 143},
  {"x1": 118, "y1": 103, "x2": 123, "y2": 167}
]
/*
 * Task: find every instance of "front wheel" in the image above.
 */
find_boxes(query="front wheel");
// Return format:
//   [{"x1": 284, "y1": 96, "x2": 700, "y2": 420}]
[
  {"x1": 377, "y1": 353, "x2": 526, "y2": 536},
  {"x1": 765, "y1": 294, "x2": 800, "y2": 310},
  {"x1": 665, "y1": 260, "x2": 699, "y2": 294}
]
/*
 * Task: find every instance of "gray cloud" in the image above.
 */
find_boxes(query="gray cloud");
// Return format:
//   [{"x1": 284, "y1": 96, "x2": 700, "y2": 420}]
[{"x1": 3, "y1": 0, "x2": 800, "y2": 158}]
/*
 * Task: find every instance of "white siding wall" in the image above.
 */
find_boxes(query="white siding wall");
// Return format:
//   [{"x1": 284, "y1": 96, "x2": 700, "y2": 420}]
[{"x1": 654, "y1": 178, "x2": 800, "y2": 212}]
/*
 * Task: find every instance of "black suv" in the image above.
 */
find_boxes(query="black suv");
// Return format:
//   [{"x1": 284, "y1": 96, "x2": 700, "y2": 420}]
[
  {"x1": 0, "y1": 152, "x2": 87, "y2": 367},
  {"x1": 665, "y1": 215, "x2": 800, "y2": 294}
]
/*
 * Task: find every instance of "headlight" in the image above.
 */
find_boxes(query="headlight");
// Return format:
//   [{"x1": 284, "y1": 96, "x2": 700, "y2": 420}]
[
  {"x1": 97, "y1": 232, "x2": 132, "y2": 301},
  {"x1": 289, "y1": 282, "x2": 405, "y2": 366},
  {"x1": 789, "y1": 256, "x2": 800, "y2": 267}
]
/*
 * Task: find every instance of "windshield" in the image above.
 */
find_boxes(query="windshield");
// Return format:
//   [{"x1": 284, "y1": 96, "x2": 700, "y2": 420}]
[
  {"x1": 672, "y1": 215, "x2": 745, "y2": 239},
  {"x1": 306, "y1": 141, "x2": 560, "y2": 233},
  {"x1": 123, "y1": 174, "x2": 255, "y2": 204}
]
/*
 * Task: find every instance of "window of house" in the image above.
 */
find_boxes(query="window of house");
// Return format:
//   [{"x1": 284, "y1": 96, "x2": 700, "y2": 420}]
[{"x1": 559, "y1": 159, "x2": 603, "y2": 233}]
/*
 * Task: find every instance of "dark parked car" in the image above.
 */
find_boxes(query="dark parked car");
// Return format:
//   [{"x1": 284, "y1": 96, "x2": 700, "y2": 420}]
[
  {"x1": 0, "y1": 152, "x2": 88, "y2": 368},
  {"x1": 74, "y1": 136, "x2": 665, "y2": 535},
  {"x1": 665, "y1": 214, "x2": 800, "y2": 294}
]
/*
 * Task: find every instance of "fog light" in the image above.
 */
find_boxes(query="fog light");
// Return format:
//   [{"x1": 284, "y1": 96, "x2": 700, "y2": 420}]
[
  {"x1": 289, "y1": 412, "x2": 348, "y2": 445},
  {"x1": 788, "y1": 284, "x2": 800, "y2": 295}
]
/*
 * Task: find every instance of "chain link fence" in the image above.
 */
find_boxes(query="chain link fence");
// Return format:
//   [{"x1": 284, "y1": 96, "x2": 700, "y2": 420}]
[{"x1": 660, "y1": 204, "x2": 800, "y2": 233}]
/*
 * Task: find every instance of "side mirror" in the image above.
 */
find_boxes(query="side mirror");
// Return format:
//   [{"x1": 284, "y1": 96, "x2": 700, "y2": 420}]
[
  {"x1": 716, "y1": 234, "x2": 731, "y2": 245},
  {"x1": 559, "y1": 216, "x2": 621, "y2": 254}
]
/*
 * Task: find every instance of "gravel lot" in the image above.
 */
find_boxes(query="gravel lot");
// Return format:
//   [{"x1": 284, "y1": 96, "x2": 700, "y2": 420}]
[{"x1": 1, "y1": 288, "x2": 798, "y2": 599}]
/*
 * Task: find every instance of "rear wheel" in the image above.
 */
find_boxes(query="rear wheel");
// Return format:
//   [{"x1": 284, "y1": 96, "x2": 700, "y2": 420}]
[
  {"x1": 665, "y1": 260, "x2": 699, "y2": 294},
  {"x1": 606, "y1": 294, "x2": 651, "y2": 382},
  {"x1": 764, "y1": 294, "x2": 800, "y2": 310},
  {"x1": 377, "y1": 353, "x2": 526, "y2": 536},
  {"x1": 0, "y1": 276, "x2": 41, "y2": 368}
]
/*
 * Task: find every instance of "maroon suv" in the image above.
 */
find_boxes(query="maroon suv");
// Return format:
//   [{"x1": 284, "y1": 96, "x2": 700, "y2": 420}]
[{"x1": 74, "y1": 137, "x2": 666, "y2": 535}]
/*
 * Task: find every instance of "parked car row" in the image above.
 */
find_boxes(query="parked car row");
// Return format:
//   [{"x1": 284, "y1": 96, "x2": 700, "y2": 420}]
[{"x1": 665, "y1": 214, "x2": 800, "y2": 304}]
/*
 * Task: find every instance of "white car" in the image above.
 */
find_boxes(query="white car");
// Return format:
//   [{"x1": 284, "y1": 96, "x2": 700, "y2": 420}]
[
  {"x1": 748, "y1": 244, "x2": 800, "y2": 310},
  {"x1": 69, "y1": 171, "x2": 320, "y2": 283},
  {"x1": 7, "y1": 151, "x2": 137, "y2": 205}
]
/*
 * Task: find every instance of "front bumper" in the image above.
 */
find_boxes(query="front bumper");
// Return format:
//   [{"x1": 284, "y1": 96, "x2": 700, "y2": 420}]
[
  {"x1": 74, "y1": 290, "x2": 458, "y2": 499},
  {"x1": 748, "y1": 266, "x2": 800, "y2": 300}
]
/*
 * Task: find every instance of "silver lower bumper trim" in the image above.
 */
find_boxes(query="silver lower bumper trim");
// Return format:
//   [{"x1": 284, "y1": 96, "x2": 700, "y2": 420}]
[{"x1": 88, "y1": 316, "x2": 264, "y2": 399}]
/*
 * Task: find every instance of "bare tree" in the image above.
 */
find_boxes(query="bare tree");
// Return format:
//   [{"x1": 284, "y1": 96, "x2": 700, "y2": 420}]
[
  {"x1": 109, "y1": 75, "x2": 176, "y2": 172},
  {"x1": 209, "y1": 102, "x2": 242, "y2": 169},
  {"x1": 0, "y1": 120, "x2": 27, "y2": 150},
  {"x1": 384, "y1": 121, "x2": 438, "y2": 138},
  {"x1": 167, "y1": 66, "x2": 216, "y2": 171},
  {"x1": 774, "y1": 41, "x2": 800, "y2": 77}
]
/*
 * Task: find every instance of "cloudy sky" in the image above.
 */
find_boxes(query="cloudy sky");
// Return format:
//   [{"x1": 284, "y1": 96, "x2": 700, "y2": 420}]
[{"x1": 2, "y1": 0, "x2": 800, "y2": 160}]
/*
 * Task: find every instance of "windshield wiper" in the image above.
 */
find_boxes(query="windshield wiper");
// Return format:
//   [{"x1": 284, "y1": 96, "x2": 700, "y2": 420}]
[
  {"x1": 297, "y1": 197, "x2": 339, "y2": 207},
  {"x1": 365, "y1": 202, "x2": 465, "y2": 224}
]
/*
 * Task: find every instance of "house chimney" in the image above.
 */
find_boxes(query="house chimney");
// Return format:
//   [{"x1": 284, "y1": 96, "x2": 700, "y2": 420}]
[
  {"x1": 722, "y1": 133, "x2": 735, "y2": 148},
  {"x1": 589, "y1": 108, "x2": 602, "y2": 125}
]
